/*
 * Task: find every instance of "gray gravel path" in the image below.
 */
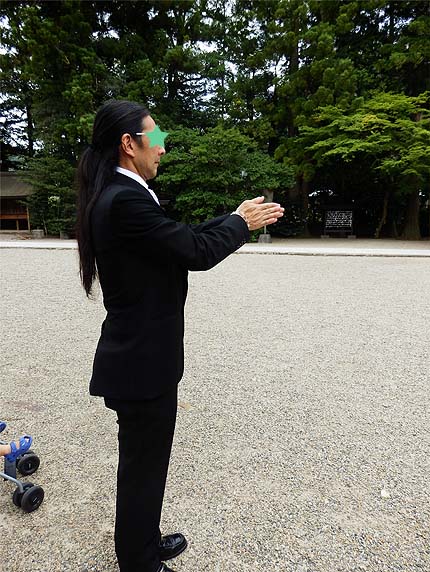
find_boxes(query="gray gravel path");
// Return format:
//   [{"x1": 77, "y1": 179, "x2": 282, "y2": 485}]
[
  {"x1": 0, "y1": 249, "x2": 429, "y2": 572},
  {"x1": 1, "y1": 236, "x2": 430, "y2": 258}
]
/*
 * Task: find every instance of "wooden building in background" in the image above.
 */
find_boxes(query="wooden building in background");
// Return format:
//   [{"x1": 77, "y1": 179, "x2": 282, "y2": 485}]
[{"x1": 0, "y1": 172, "x2": 33, "y2": 231}]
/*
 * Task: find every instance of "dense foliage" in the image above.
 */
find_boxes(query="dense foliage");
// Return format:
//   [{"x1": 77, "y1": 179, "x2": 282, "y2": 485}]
[
  {"x1": 158, "y1": 126, "x2": 294, "y2": 221},
  {"x1": 1, "y1": 0, "x2": 429, "y2": 238}
]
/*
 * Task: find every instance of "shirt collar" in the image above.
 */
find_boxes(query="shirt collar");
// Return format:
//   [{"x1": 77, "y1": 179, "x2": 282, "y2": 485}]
[{"x1": 115, "y1": 166, "x2": 160, "y2": 206}]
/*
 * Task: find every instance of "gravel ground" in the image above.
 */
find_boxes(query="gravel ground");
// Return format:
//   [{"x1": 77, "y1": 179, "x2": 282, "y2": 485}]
[{"x1": 0, "y1": 249, "x2": 429, "y2": 572}]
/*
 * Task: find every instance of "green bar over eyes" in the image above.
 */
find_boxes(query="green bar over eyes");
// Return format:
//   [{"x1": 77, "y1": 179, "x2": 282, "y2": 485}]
[{"x1": 141, "y1": 125, "x2": 169, "y2": 148}]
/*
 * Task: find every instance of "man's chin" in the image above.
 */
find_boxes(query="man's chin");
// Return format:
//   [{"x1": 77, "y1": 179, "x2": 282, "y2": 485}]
[{"x1": 143, "y1": 171, "x2": 156, "y2": 181}]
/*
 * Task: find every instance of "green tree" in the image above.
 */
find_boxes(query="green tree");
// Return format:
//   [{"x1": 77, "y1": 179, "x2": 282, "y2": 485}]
[
  {"x1": 2, "y1": 0, "x2": 428, "y2": 238},
  {"x1": 1, "y1": 0, "x2": 110, "y2": 233},
  {"x1": 157, "y1": 126, "x2": 294, "y2": 223},
  {"x1": 1, "y1": 0, "x2": 38, "y2": 163},
  {"x1": 23, "y1": 157, "x2": 76, "y2": 236},
  {"x1": 294, "y1": 92, "x2": 430, "y2": 239}
]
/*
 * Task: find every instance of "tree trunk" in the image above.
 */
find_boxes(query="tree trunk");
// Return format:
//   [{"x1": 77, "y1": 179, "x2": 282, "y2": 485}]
[
  {"x1": 287, "y1": 22, "x2": 299, "y2": 138},
  {"x1": 290, "y1": 176, "x2": 311, "y2": 237},
  {"x1": 290, "y1": 23, "x2": 299, "y2": 74},
  {"x1": 301, "y1": 178, "x2": 311, "y2": 236},
  {"x1": 375, "y1": 188, "x2": 390, "y2": 238},
  {"x1": 26, "y1": 100, "x2": 34, "y2": 158},
  {"x1": 388, "y1": 1, "x2": 395, "y2": 43},
  {"x1": 390, "y1": 219, "x2": 399, "y2": 239},
  {"x1": 220, "y1": 1, "x2": 226, "y2": 121},
  {"x1": 401, "y1": 189, "x2": 421, "y2": 240}
]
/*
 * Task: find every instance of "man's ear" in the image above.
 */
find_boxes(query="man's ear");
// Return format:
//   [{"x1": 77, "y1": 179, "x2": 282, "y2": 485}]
[{"x1": 120, "y1": 133, "x2": 135, "y2": 157}]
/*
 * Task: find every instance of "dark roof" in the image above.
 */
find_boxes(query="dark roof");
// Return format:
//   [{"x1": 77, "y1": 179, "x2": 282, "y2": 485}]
[{"x1": 0, "y1": 172, "x2": 33, "y2": 198}]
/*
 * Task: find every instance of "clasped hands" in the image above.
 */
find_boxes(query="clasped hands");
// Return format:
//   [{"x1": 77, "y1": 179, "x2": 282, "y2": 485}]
[{"x1": 235, "y1": 196, "x2": 284, "y2": 231}]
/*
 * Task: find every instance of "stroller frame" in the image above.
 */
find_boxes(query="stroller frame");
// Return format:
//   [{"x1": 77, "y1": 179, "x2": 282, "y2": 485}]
[{"x1": 1, "y1": 437, "x2": 45, "y2": 512}]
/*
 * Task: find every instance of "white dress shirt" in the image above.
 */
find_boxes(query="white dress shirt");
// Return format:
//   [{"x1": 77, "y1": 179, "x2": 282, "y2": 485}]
[{"x1": 115, "y1": 166, "x2": 160, "y2": 206}]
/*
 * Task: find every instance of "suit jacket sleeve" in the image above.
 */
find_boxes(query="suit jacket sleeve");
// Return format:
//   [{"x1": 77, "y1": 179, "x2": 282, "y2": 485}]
[
  {"x1": 189, "y1": 214, "x2": 230, "y2": 233},
  {"x1": 112, "y1": 190, "x2": 249, "y2": 271}
]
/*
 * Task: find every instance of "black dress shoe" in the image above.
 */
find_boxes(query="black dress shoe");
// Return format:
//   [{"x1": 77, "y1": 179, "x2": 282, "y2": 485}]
[
  {"x1": 159, "y1": 565, "x2": 176, "y2": 572},
  {"x1": 159, "y1": 532, "x2": 188, "y2": 561}
]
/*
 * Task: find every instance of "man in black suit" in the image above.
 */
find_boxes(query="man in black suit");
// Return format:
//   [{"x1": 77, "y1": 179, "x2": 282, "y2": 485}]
[{"x1": 77, "y1": 100, "x2": 284, "y2": 572}]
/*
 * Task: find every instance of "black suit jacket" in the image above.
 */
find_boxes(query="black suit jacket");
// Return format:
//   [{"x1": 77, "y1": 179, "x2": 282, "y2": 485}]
[{"x1": 89, "y1": 173, "x2": 249, "y2": 400}]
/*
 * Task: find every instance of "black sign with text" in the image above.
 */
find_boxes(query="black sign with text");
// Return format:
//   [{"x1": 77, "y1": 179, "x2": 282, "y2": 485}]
[{"x1": 324, "y1": 210, "x2": 353, "y2": 234}]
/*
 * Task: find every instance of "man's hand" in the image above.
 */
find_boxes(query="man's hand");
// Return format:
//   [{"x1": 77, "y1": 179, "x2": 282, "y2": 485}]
[{"x1": 234, "y1": 196, "x2": 284, "y2": 230}]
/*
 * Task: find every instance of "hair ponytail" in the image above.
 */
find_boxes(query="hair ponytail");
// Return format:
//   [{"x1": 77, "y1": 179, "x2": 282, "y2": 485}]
[
  {"x1": 77, "y1": 146, "x2": 117, "y2": 297},
  {"x1": 76, "y1": 100, "x2": 149, "y2": 297}
]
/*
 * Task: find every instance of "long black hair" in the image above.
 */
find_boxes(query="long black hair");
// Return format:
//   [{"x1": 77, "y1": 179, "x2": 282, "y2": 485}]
[{"x1": 77, "y1": 100, "x2": 149, "y2": 297}]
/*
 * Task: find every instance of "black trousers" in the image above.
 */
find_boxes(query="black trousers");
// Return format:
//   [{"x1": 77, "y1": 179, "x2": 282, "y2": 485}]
[{"x1": 105, "y1": 385, "x2": 178, "y2": 572}]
